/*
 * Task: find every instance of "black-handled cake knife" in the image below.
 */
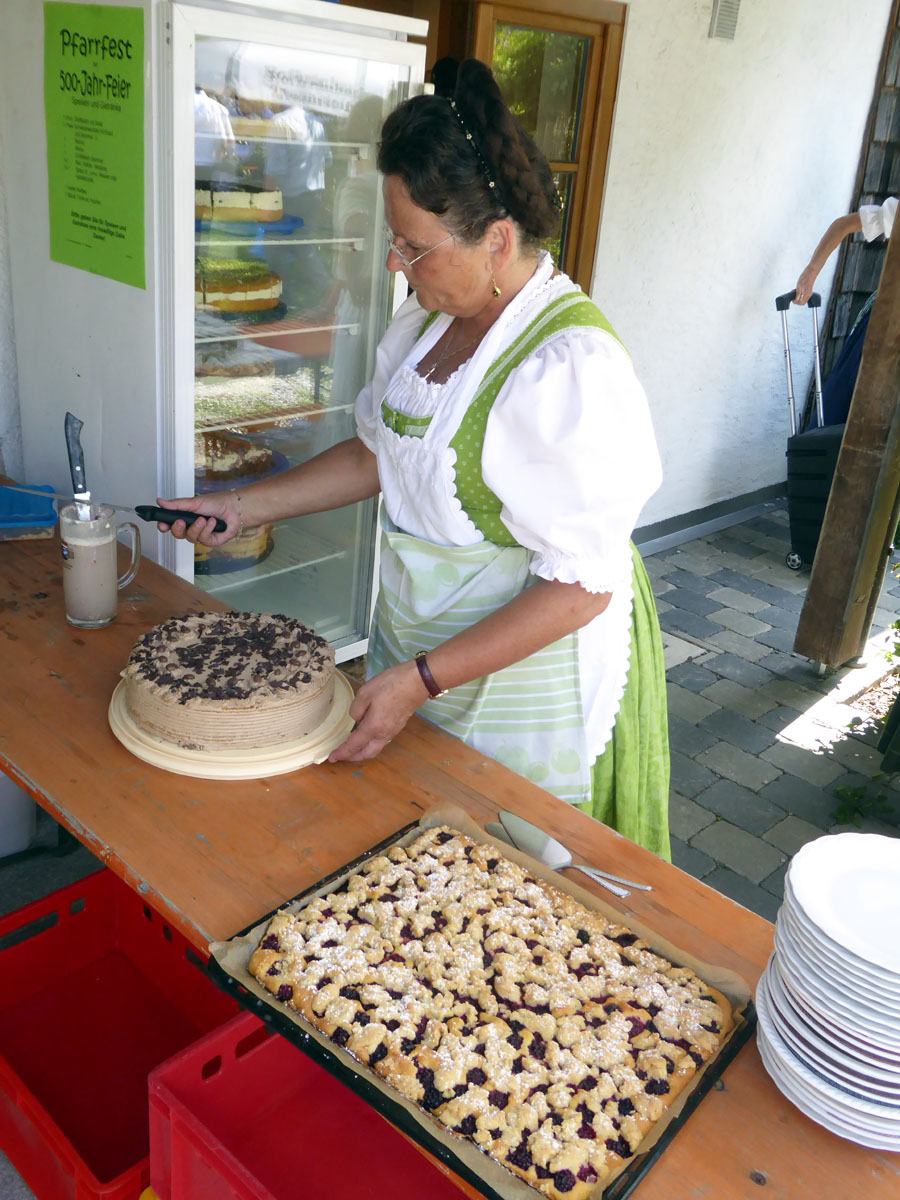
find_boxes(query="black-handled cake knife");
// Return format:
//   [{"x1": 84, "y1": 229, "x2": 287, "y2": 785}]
[{"x1": 0, "y1": 485, "x2": 228, "y2": 533}]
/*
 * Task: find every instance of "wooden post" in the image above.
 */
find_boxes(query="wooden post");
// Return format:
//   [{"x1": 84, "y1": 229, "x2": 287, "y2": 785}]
[{"x1": 793, "y1": 227, "x2": 900, "y2": 667}]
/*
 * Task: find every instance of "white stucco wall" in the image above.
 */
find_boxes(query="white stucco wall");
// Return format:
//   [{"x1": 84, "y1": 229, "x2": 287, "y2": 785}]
[
  {"x1": 594, "y1": 0, "x2": 893, "y2": 526},
  {"x1": 0, "y1": 116, "x2": 23, "y2": 481}
]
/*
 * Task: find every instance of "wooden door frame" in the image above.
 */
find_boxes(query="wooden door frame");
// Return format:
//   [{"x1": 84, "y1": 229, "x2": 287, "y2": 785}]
[{"x1": 469, "y1": 0, "x2": 624, "y2": 292}]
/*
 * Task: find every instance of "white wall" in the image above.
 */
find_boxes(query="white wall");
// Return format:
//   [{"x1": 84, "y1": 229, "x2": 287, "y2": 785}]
[
  {"x1": 0, "y1": 0, "x2": 161, "y2": 534},
  {"x1": 0, "y1": 115, "x2": 23, "y2": 480},
  {"x1": 593, "y1": 0, "x2": 892, "y2": 526}
]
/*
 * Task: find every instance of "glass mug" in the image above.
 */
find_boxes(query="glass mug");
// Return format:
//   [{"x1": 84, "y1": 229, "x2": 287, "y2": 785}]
[{"x1": 59, "y1": 504, "x2": 141, "y2": 629}]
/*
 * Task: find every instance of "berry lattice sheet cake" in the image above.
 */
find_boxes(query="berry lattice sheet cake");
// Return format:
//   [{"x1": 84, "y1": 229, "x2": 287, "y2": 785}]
[{"x1": 247, "y1": 825, "x2": 735, "y2": 1200}]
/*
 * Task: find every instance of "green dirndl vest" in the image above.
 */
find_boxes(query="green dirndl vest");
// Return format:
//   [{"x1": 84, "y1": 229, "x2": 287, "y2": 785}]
[{"x1": 373, "y1": 290, "x2": 671, "y2": 859}]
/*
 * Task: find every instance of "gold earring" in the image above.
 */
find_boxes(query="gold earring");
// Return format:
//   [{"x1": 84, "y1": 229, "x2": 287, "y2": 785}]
[{"x1": 491, "y1": 273, "x2": 501, "y2": 299}]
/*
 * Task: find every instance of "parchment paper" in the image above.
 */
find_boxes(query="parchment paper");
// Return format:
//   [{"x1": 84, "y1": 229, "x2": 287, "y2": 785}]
[{"x1": 209, "y1": 802, "x2": 753, "y2": 1199}]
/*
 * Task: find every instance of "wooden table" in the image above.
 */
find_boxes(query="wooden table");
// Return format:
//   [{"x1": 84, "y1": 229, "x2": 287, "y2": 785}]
[{"x1": 1, "y1": 534, "x2": 896, "y2": 1199}]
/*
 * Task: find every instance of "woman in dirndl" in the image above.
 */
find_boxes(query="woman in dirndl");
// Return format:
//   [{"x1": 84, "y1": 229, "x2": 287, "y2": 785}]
[{"x1": 161, "y1": 59, "x2": 671, "y2": 859}]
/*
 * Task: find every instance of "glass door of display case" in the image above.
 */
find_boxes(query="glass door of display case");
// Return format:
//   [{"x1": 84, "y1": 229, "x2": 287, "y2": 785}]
[{"x1": 167, "y1": 2, "x2": 426, "y2": 660}]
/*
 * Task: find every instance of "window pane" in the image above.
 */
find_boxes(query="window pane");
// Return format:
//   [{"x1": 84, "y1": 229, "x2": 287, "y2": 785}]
[
  {"x1": 548, "y1": 171, "x2": 574, "y2": 266},
  {"x1": 492, "y1": 24, "x2": 588, "y2": 161}
]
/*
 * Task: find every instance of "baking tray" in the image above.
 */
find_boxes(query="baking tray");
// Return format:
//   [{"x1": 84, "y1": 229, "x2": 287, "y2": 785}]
[{"x1": 208, "y1": 809, "x2": 757, "y2": 1200}]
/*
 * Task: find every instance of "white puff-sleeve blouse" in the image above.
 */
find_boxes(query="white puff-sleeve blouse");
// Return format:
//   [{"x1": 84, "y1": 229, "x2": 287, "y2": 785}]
[{"x1": 355, "y1": 258, "x2": 662, "y2": 597}]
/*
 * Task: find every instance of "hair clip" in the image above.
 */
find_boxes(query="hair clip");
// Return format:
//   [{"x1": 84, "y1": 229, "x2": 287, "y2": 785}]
[{"x1": 449, "y1": 99, "x2": 505, "y2": 208}]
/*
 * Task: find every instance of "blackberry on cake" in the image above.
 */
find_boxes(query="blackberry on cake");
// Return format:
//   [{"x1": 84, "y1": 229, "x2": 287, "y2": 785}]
[
  {"x1": 248, "y1": 825, "x2": 734, "y2": 1200},
  {"x1": 123, "y1": 611, "x2": 335, "y2": 750}
]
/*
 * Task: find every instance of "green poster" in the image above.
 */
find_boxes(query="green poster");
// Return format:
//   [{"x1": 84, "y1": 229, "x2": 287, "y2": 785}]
[{"x1": 44, "y1": 2, "x2": 145, "y2": 289}]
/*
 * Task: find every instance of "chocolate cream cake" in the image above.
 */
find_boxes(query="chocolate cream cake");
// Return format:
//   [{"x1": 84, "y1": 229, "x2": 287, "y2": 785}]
[
  {"x1": 123, "y1": 611, "x2": 334, "y2": 751},
  {"x1": 249, "y1": 825, "x2": 734, "y2": 1200}
]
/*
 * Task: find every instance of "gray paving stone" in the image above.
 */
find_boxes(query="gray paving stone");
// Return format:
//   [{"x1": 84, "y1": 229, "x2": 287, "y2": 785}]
[
  {"x1": 659, "y1": 550, "x2": 725, "y2": 578},
  {"x1": 763, "y1": 814, "x2": 827, "y2": 855},
  {"x1": 698, "y1": 708, "x2": 777, "y2": 755},
  {"x1": 670, "y1": 835, "x2": 717, "y2": 880},
  {"x1": 758, "y1": 678, "x2": 823, "y2": 711},
  {"x1": 744, "y1": 516, "x2": 790, "y2": 538},
  {"x1": 708, "y1": 609, "x2": 773, "y2": 637},
  {"x1": 669, "y1": 750, "x2": 719, "y2": 798},
  {"x1": 759, "y1": 858, "x2": 789, "y2": 900},
  {"x1": 667, "y1": 682, "x2": 721, "y2": 724},
  {"x1": 755, "y1": 626, "x2": 797, "y2": 653},
  {"x1": 665, "y1": 589, "x2": 725, "y2": 617},
  {"x1": 708, "y1": 535, "x2": 767, "y2": 559},
  {"x1": 668, "y1": 791, "x2": 716, "y2": 841},
  {"x1": 758, "y1": 774, "x2": 836, "y2": 829},
  {"x1": 760, "y1": 741, "x2": 847, "y2": 787},
  {"x1": 704, "y1": 630, "x2": 775, "y2": 662},
  {"x1": 701, "y1": 867, "x2": 783, "y2": 922},
  {"x1": 753, "y1": 605, "x2": 800, "y2": 632},
  {"x1": 702, "y1": 653, "x2": 775, "y2": 688},
  {"x1": 693, "y1": 779, "x2": 787, "y2": 835},
  {"x1": 655, "y1": 567, "x2": 719, "y2": 595},
  {"x1": 658, "y1": 609, "x2": 725, "y2": 640},
  {"x1": 746, "y1": 563, "x2": 809, "y2": 593},
  {"x1": 667, "y1": 661, "x2": 720, "y2": 693},
  {"x1": 699, "y1": 678, "x2": 779, "y2": 719},
  {"x1": 655, "y1": 598, "x2": 674, "y2": 615},
  {"x1": 755, "y1": 652, "x2": 833, "y2": 689},
  {"x1": 824, "y1": 737, "x2": 887, "y2": 778},
  {"x1": 690, "y1": 821, "x2": 787, "y2": 883},
  {"x1": 696, "y1": 742, "x2": 783, "y2": 791},
  {"x1": 755, "y1": 704, "x2": 804, "y2": 733},
  {"x1": 705, "y1": 586, "x2": 770, "y2": 614},
  {"x1": 667, "y1": 714, "x2": 719, "y2": 758}
]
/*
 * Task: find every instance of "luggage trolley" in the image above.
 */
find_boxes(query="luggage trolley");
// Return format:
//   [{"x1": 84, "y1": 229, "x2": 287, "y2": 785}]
[{"x1": 775, "y1": 290, "x2": 846, "y2": 571}]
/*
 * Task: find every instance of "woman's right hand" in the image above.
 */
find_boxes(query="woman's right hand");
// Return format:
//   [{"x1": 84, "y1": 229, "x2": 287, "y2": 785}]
[
  {"x1": 155, "y1": 492, "x2": 240, "y2": 547},
  {"x1": 793, "y1": 265, "x2": 818, "y2": 305}
]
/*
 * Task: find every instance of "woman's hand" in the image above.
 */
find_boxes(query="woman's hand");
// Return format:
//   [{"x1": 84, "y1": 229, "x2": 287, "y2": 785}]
[
  {"x1": 155, "y1": 492, "x2": 240, "y2": 547},
  {"x1": 793, "y1": 265, "x2": 818, "y2": 305},
  {"x1": 328, "y1": 660, "x2": 427, "y2": 762}
]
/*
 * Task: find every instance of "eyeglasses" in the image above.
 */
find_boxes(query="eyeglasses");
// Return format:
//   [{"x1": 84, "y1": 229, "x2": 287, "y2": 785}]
[{"x1": 383, "y1": 225, "x2": 456, "y2": 268}]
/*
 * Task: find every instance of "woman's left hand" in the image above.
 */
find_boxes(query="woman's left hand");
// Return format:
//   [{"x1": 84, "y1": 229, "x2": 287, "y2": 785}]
[{"x1": 328, "y1": 660, "x2": 426, "y2": 762}]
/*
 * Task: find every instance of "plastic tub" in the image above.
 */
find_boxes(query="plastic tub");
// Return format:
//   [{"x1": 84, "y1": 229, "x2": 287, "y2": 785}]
[
  {"x1": 149, "y1": 1011, "x2": 471, "y2": 1200},
  {"x1": 0, "y1": 868, "x2": 238, "y2": 1200},
  {"x1": 0, "y1": 775, "x2": 36, "y2": 856}
]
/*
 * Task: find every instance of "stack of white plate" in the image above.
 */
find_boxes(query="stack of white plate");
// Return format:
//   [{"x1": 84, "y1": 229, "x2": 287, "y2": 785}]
[{"x1": 755, "y1": 831, "x2": 900, "y2": 1151}]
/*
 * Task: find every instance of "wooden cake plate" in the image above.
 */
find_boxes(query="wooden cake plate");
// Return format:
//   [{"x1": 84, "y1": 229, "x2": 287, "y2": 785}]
[{"x1": 108, "y1": 672, "x2": 355, "y2": 780}]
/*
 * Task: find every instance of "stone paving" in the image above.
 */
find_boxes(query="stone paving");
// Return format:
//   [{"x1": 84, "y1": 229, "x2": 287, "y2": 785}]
[{"x1": 647, "y1": 501, "x2": 900, "y2": 922}]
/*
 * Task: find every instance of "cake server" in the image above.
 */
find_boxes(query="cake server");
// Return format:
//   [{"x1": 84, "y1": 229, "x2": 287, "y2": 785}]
[
  {"x1": 0, "y1": 485, "x2": 227, "y2": 533},
  {"x1": 486, "y1": 820, "x2": 629, "y2": 899},
  {"x1": 498, "y1": 810, "x2": 652, "y2": 893}
]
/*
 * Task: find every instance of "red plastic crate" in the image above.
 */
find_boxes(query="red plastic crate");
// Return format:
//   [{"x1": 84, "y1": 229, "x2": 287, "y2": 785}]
[
  {"x1": 149, "y1": 1011, "x2": 473, "y2": 1200},
  {"x1": 0, "y1": 868, "x2": 238, "y2": 1200}
]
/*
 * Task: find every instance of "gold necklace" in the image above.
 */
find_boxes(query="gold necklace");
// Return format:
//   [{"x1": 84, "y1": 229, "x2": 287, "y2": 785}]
[{"x1": 421, "y1": 323, "x2": 483, "y2": 381}]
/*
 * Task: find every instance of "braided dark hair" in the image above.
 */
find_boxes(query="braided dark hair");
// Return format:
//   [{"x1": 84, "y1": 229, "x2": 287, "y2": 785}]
[{"x1": 377, "y1": 58, "x2": 560, "y2": 250}]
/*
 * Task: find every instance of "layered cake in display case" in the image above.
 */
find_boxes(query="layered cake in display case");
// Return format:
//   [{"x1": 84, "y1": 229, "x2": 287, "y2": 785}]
[
  {"x1": 122, "y1": 611, "x2": 335, "y2": 751},
  {"x1": 248, "y1": 825, "x2": 734, "y2": 1200},
  {"x1": 193, "y1": 432, "x2": 287, "y2": 576},
  {"x1": 195, "y1": 257, "x2": 282, "y2": 313},
  {"x1": 195, "y1": 180, "x2": 284, "y2": 223}
]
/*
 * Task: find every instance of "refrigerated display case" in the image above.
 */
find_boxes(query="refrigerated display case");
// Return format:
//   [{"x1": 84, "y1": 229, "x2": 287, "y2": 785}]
[
  {"x1": 171, "y1": 4, "x2": 427, "y2": 658},
  {"x1": 3, "y1": 0, "x2": 426, "y2": 663}
]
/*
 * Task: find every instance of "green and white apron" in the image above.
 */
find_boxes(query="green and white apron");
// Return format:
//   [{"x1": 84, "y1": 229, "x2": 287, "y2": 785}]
[{"x1": 368, "y1": 283, "x2": 671, "y2": 859}]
